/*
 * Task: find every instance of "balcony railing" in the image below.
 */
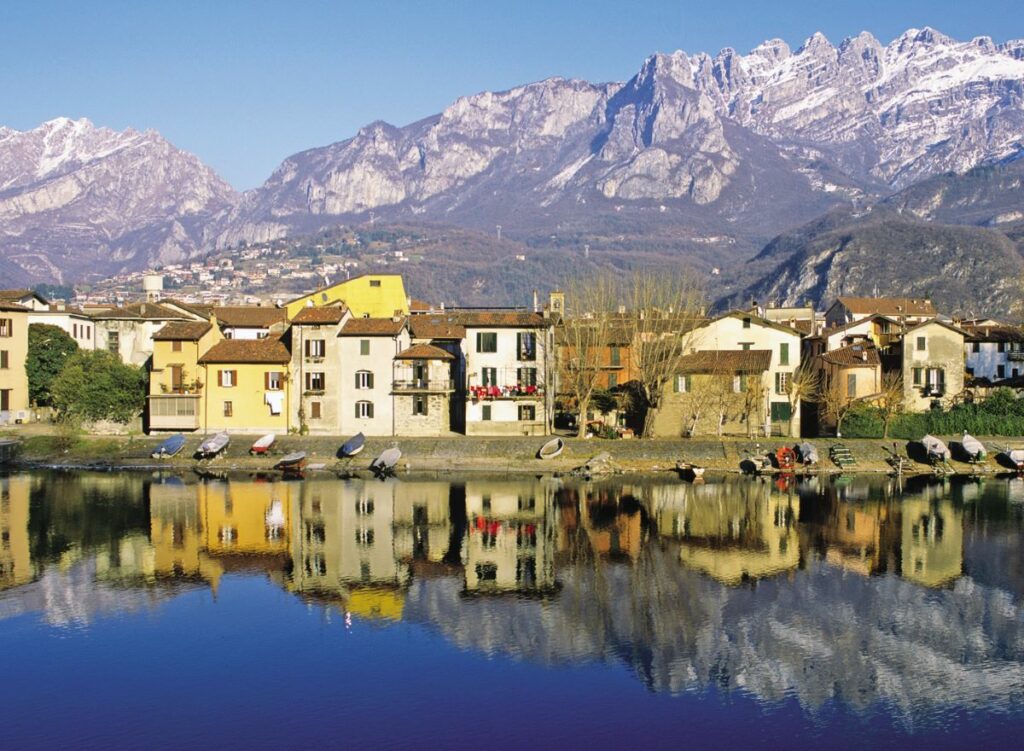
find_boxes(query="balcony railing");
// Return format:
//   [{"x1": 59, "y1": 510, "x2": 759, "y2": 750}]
[
  {"x1": 148, "y1": 394, "x2": 201, "y2": 430},
  {"x1": 468, "y1": 384, "x2": 545, "y2": 400},
  {"x1": 392, "y1": 378, "x2": 455, "y2": 393},
  {"x1": 1008, "y1": 352, "x2": 1024, "y2": 361}
]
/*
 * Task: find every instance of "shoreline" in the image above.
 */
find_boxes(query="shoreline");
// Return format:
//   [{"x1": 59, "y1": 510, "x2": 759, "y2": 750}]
[{"x1": 2, "y1": 432, "x2": 1017, "y2": 477}]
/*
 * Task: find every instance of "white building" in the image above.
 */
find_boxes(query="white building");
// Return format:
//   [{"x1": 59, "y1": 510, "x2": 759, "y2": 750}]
[
  {"x1": 26, "y1": 304, "x2": 96, "y2": 350},
  {"x1": 963, "y1": 323, "x2": 1024, "y2": 383},
  {"x1": 337, "y1": 317, "x2": 410, "y2": 436}
]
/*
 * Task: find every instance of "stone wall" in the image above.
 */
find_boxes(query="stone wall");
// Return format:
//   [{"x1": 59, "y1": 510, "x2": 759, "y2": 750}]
[{"x1": 395, "y1": 393, "x2": 450, "y2": 436}]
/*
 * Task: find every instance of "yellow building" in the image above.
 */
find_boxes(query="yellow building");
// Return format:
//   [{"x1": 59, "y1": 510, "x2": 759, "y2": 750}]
[
  {"x1": 149, "y1": 479, "x2": 224, "y2": 592},
  {"x1": 0, "y1": 301, "x2": 30, "y2": 417},
  {"x1": 148, "y1": 320, "x2": 222, "y2": 431},
  {"x1": 0, "y1": 475, "x2": 34, "y2": 591},
  {"x1": 199, "y1": 480, "x2": 294, "y2": 567},
  {"x1": 198, "y1": 338, "x2": 292, "y2": 433},
  {"x1": 284, "y1": 274, "x2": 408, "y2": 320},
  {"x1": 900, "y1": 497, "x2": 963, "y2": 588}
]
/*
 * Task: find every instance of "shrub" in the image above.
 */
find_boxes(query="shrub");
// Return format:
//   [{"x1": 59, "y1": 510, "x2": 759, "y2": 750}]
[
  {"x1": 26, "y1": 324, "x2": 79, "y2": 406},
  {"x1": 50, "y1": 351, "x2": 146, "y2": 423}
]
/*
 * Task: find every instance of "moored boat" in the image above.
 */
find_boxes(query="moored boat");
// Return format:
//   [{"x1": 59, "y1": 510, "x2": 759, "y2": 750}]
[
  {"x1": 675, "y1": 461, "x2": 705, "y2": 482},
  {"x1": 339, "y1": 432, "x2": 365, "y2": 458},
  {"x1": 250, "y1": 433, "x2": 276, "y2": 455},
  {"x1": 370, "y1": 447, "x2": 402, "y2": 477},
  {"x1": 999, "y1": 446, "x2": 1024, "y2": 471},
  {"x1": 776, "y1": 446, "x2": 797, "y2": 470},
  {"x1": 961, "y1": 432, "x2": 987, "y2": 462},
  {"x1": 197, "y1": 431, "x2": 230, "y2": 459},
  {"x1": 537, "y1": 437, "x2": 564, "y2": 460},
  {"x1": 152, "y1": 433, "x2": 186, "y2": 459},
  {"x1": 797, "y1": 441, "x2": 819, "y2": 465},
  {"x1": 921, "y1": 434, "x2": 951, "y2": 463},
  {"x1": 276, "y1": 451, "x2": 307, "y2": 472}
]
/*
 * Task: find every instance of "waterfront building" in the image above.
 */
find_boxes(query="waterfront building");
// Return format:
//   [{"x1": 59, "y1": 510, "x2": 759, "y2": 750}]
[
  {"x1": 197, "y1": 337, "x2": 292, "y2": 434},
  {"x1": 0, "y1": 301, "x2": 30, "y2": 420},
  {"x1": 824, "y1": 296, "x2": 936, "y2": 329},
  {"x1": 962, "y1": 321, "x2": 1024, "y2": 383},
  {"x1": 894, "y1": 319, "x2": 967, "y2": 412},
  {"x1": 86, "y1": 302, "x2": 193, "y2": 366},
  {"x1": 287, "y1": 306, "x2": 350, "y2": 434},
  {"x1": 148, "y1": 320, "x2": 221, "y2": 431},
  {"x1": 337, "y1": 317, "x2": 410, "y2": 436}
]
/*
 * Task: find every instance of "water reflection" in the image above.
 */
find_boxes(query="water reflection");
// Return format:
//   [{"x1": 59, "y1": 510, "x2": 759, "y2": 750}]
[{"x1": 2, "y1": 470, "x2": 1024, "y2": 718}]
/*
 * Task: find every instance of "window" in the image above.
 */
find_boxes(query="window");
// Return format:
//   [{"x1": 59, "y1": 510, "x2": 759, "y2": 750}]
[
  {"x1": 674, "y1": 374, "x2": 690, "y2": 393},
  {"x1": 305, "y1": 372, "x2": 325, "y2": 392},
  {"x1": 740, "y1": 343, "x2": 752, "y2": 351},
  {"x1": 413, "y1": 394, "x2": 429, "y2": 416},
  {"x1": 610, "y1": 346, "x2": 621, "y2": 366},
  {"x1": 265, "y1": 371, "x2": 283, "y2": 390},
  {"x1": 369, "y1": 279, "x2": 381, "y2": 288},
  {"x1": 356, "y1": 499, "x2": 374, "y2": 516},
  {"x1": 733, "y1": 375, "x2": 746, "y2": 393},
  {"x1": 218, "y1": 370, "x2": 237, "y2": 387},
  {"x1": 518, "y1": 404, "x2": 536, "y2": 421},
  {"x1": 360, "y1": 339, "x2": 370, "y2": 356},
  {"x1": 172, "y1": 340, "x2": 183, "y2": 352},
  {"x1": 73, "y1": 324, "x2": 78, "y2": 338},
  {"x1": 742, "y1": 317, "x2": 751, "y2": 329},
  {"x1": 517, "y1": 367, "x2": 537, "y2": 387},
  {"x1": 355, "y1": 370, "x2": 374, "y2": 389},
  {"x1": 223, "y1": 401, "x2": 233, "y2": 417},
  {"x1": 998, "y1": 342, "x2": 1006, "y2": 353},
  {"x1": 481, "y1": 367, "x2": 497, "y2": 386},
  {"x1": 998, "y1": 364, "x2": 1006, "y2": 379},
  {"x1": 107, "y1": 330, "x2": 119, "y2": 353},
  {"x1": 916, "y1": 336, "x2": 926, "y2": 352},
  {"x1": 607, "y1": 372, "x2": 618, "y2": 389},
  {"x1": 0, "y1": 351, "x2": 7, "y2": 370},
  {"x1": 517, "y1": 332, "x2": 536, "y2": 361},
  {"x1": 847, "y1": 373, "x2": 857, "y2": 398},
  {"x1": 0, "y1": 318, "x2": 11, "y2": 337},
  {"x1": 971, "y1": 342, "x2": 980, "y2": 353},
  {"x1": 169, "y1": 364, "x2": 183, "y2": 391},
  {"x1": 355, "y1": 528, "x2": 375, "y2": 546},
  {"x1": 913, "y1": 367, "x2": 923, "y2": 386},
  {"x1": 476, "y1": 332, "x2": 497, "y2": 353},
  {"x1": 779, "y1": 342, "x2": 789, "y2": 366},
  {"x1": 355, "y1": 400, "x2": 373, "y2": 419},
  {"x1": 482, "y1": 405, "x2": 492, "y2": 421},
  {"x1": 775, "y1": 372, "x2": 790, "y2": 395},
  {"x1": 305, "y1": 339, "x2": 326, "y2": 358},
  {"x1": 927, "y1": 368, "x2": 945, "y2": 394},
  {"x1": 310, "y1": 401, "x2": 322, "y2": 419}
]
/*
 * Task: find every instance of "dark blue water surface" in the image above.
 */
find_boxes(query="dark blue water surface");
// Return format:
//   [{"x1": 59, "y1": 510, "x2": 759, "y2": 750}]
[{"x1": 2, "y1": 470, "x2": 1023, "y2": 750}]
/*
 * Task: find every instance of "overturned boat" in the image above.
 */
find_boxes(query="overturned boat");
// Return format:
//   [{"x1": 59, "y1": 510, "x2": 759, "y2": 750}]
[{"x1": 197, "y1": 431, "x2": 230, "y2": 459}]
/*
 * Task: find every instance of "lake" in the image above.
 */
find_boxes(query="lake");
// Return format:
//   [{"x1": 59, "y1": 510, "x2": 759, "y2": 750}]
[{"x1": 1, "y1": 470, "x2": 1023, "y2": 750}]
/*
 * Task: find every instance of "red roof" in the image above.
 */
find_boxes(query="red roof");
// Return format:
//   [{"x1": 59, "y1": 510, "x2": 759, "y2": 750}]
[
  {"x1": 213, "y1": 306, "x2": 287, "y2": 328},
  {"x1": 291, "y1": 306, "x2": 347, "y2": 325},
  {"x1": 199, "y1": 338, "x2": 291, "y2": 364},
  {"x1": 339, "y1": 317, "x2": 406, "y2": 336},
  {"x1": 454, "y1": 311, "x2": 549, "y2": 328},
  {"x1": 821, "y1": 343, "x2": 881, "y2": 367},
  {"x1": 153, "y1": 321, "x2": 213, "y2": 341},
  {"x1": 409, "y1": 315, "x2": 466, "y2": 340},
  {"x1": 395, "y1": 343, "x2": 455, "y2": 361},
  {"x1": 677, "y1": 350, "x2": 771, "y2": 373}
]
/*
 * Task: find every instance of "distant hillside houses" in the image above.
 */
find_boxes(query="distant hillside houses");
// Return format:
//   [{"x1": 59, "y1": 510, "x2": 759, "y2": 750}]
[{"x1": 3, "y1": 280, "x2": 1023, "y2": 438}]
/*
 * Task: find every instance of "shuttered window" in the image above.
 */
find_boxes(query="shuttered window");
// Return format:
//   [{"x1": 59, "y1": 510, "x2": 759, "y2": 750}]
[
  {"x1": 310, "y1": 401, "x2": 321, "y2": 419},
  {"x1": 476, "y1": 332, "x2": 497, "y2": 353},
  {"x1": 218, "y1": 370, "x2": 237, "y2": 387},
  {"x1": 0, "y1": 318, "x2": 11, "y2": 337},
  {"x1": 355, "y1": 401, "x2": 373, "y2": 419},
  {"x1": 265, "y1": 371, "x2": 283, "y2": 390},
  {"x1": 355, "y1": 370, "x2": 374, "y2": 389}
]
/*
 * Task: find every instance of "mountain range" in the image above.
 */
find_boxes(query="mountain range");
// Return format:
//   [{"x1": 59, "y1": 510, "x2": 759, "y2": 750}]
[{"x1": 3, "y1": 26, "x2": 1024, "y2": 312}]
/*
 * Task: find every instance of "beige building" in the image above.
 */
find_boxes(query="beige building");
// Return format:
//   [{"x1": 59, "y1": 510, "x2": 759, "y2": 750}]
[
  {"x1": 287, "y1": 307, "x2": 350, "y2": 434},
  {"x1": 824, "y1": 296, "x2": 936, "y2": 329},
  {"x1": 898, "y1": 319, "x2": 966, "y2": 412},
  {"x1": 337, "y1": 317, "x2": 410, "y2": 437},
  {"x1": 0, "y1": 301, "x2": 30, "y2": 419},
  {"x1": 815, "y1": 342, "x2": 883, "y2": 433}
]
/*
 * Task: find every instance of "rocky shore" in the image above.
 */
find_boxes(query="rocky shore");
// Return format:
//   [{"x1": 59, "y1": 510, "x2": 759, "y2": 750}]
[{"x1": 2, "y1": 430, "x2": 1018, "y2": 477}]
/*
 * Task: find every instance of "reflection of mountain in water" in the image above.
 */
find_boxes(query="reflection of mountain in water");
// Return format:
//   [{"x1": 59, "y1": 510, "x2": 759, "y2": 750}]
[{"x1": 1, "y1": 471, "x2": 1023, "y2": 716}]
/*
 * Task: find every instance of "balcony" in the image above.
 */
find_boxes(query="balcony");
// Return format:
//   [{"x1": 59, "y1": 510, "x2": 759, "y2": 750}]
[
  {"x1": 148, "y1": 394, "x2": 200, "y2": 430},
  {"x1": 1008, "y1": 352, "x2": 1024, "y2": 361},
  {"x1": 468, "y1": 384, "x2": 545, "y2": 401},
  {"x1": 392, "y1": 378, "x2": 455, "y2": 393}
]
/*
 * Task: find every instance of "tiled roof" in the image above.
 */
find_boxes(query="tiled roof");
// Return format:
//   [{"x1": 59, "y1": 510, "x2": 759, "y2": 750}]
[
  {"x1": 835, "y1": 296, "x2": 936, "y2": 317},
  {"x1": 339, "y1": 317, "x2": 406, "y2": 336},
  {"x1": 409, "y1": 315, "x2": 466, "y2": 340},
  {"x1": 0, "y1": 289, "x2": 34, "y2": 301},
  {"x1": 963, "y1": 324, "x2": 1024, "y2": 343},
  {"x1": 715, "y1": 310, "x2": 805, "y2": 337},
  {"x1": 904, "y1": 318, "x2": 967, "y2": 337},
  {"x1": 199, "y1": 338, "x2": 291, "y2": 364},
  {"x1": 0, "y1": 301, "x2": 28, "y2": 312},
  {"x1": 214, "y1": 305, "x2": 287, "y2": 328},
  {"x1": 290, "y1": 306, "x2": 347, "y2": 325},
  {"x1": 161, "y1": 299, "x2": 213, "y2": 319},
  {"x1": 153, "y1": 321, "x2": 213, "y2": 341},
  {"x1": 409, "y1": 298, "x2": 434, "y2": 312},
  {"x1": 821, "y1": 343, "x2": 881, "y2": 367},
  {"x1": 86, "y1": 303, "x2": 183, "y2": 321},
  {"x1": 395, "y1": 343, "x2": 455, "y2": 361},
  {"x1": 454, "y1": 311, "x2": 549, "y2": 328},
  {"x1": 820, "y1": 313, "x2": 900, "y2": 339},
  {"x1": 677, "y1": 349, "x2": 771, "y2": 374}
]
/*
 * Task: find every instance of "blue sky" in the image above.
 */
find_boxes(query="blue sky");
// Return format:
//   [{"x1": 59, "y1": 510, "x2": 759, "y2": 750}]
[{"x1": 2, "y1": 0, "x2": 1022, "y2": 190}]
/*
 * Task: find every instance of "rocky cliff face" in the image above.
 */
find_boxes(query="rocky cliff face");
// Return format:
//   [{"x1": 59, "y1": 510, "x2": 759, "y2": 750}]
[
  {"x1": 0, "y1": 118, "x2": 238, "y2": 284},
  {"x1": 221, "y1": 27, "x2": 1024, "y2": 252}
]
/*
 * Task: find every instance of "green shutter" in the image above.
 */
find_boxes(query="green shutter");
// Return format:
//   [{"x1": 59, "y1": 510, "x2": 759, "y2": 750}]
[
  {"x1": 780, "y1": 342, "x2": 789, "y2": 366},
  {"x1": 367, "y1": 371, "x2": 374, "y2": 389}
]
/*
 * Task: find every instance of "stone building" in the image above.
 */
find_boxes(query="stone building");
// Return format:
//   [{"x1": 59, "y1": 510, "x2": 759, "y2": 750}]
[
  {"x1": 895, "y1": 319, "x2": 966, "y2": 412},
  {"x1": 392, "y1": 343, "x2": 455, "y2": 436}
]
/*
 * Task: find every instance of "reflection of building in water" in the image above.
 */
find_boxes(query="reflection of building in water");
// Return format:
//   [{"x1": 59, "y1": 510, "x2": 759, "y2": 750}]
[
  {"x1": 817, "y1": 496, "x2": 896, "y2": 577},
  {"x1": 581, "y1": 486, "x2": 645, "y2": 561},
  {"x1": 199, "y1": 480, "x2": 294, "y2": 572},
  {"x1": 464, "y1": 479, "x2": 556, "y2": 594},
  {"x1": 900, "y1": 497, "x2": 963, "y2": 588},
  {"x1": 94, "y1": 533, "x2": 156, "y2": 584},
  {"x1": 287, "y1": 480, "x2": 407, "y2": 621},
  {"x1": 393, "y1": 481, "x2": 451, "y2": 566},
  {"x1": 0, "y1": 476, "x2": 33, "y2": 590},
  {"x1": 148, "y1": 479, "x2": 224, "y2": 591},
  {"x1": 658, "y1": 480, "x2": 800, "y2": 585}
]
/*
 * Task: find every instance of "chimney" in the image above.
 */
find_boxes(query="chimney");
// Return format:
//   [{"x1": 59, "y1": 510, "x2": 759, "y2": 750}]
[{"x1": 532, "y1": 289, "x2": 538, "y2": 313}]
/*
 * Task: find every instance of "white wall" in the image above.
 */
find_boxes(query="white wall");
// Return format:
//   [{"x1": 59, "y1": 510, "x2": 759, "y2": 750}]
[{"x1": 338, "y1": 329, "x2": 410, "y2": 436}]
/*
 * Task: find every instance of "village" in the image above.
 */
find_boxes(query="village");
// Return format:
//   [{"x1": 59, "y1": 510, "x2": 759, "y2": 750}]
[{"x1": 2, "y1": 270, "x2": 1022, "y2": 452}]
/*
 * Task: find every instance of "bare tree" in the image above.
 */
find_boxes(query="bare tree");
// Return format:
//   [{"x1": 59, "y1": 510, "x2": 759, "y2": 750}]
[
  {"x1": 785, "y1": 363, "x2": 822, "y2": 438},
  {"x1": 742, "y1": 375, "x2": 769, "y2": 438},
  {"x1": 618, "y1": 270, "x2": 705, "y2": 437},
  {"x1": 877, "y1": 371, "x2": 905, "y2": 439},
  {"x1": 820, "y1": 373, "x2": 855, "y2": 437},
  {"x1": 559, "y1": 273, "x2": 619, "y2": 438}
]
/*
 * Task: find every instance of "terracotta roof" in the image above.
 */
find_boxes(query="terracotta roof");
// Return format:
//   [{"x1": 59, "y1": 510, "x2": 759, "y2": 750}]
[
  {"x1": 199, "y1": 338, "x2": 291, "y2": 364},
  {"x1": 409, "y1": 298, "x2": 434, "y2": 313},
  {"x1": 86, "y1": 302, "x2": 183, "y2": 321},
  {"x1": 339, "y1": 317, "x2": 406, "y2": 336},
  {"x1": 153, "y1": 321, "x2": 213, "y2": 341},
  {"x1": 454, "y1": 311, "x2": 549, "y2": 328},
  {"x1": 903, "y1": 318, "x2": 967, "y2": 337},
  {"x1": 677, "y1": 349, "x2": 771, "y2": 374},
  {"x1": 0, "y1": 301, "x2": 28, "y2": 312},
  {"x1": 963, "y1": 324, "x2": 1024, "y2": 343},
  {"x1": 409, "y1": 315, "x2": 466, "y2": 340},
  {"x1": 161, "y1": 299, "x2": 213, "y2": 319},
  {"x1": 834, "y1": 296, "x2": 936, "y2": 317},
  {"x1": 394, "y1": 343, "x2": 455, "y2": 361},
  {"x1": 213, "y1": 305, "x2": 287, "y2": 328},
  {"x1": 291, "y1": 306, "x2": 347, "y2": 325},
  {"x1": 821, "y1": 343, "x2": 881, "y2": 367},
  {"x1": 820, "y1": 313, "x2": 901, "y2": 339},
  {"x1": 0, "y1": 289, "x2": 34, "y2": 301}
]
